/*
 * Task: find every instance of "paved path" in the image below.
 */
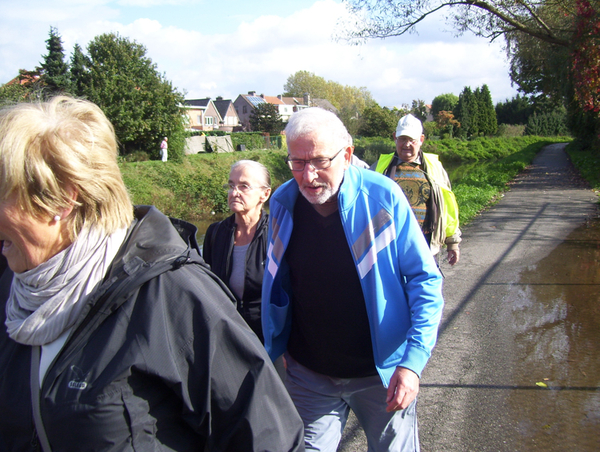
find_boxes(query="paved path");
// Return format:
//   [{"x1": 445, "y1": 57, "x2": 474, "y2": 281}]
[{"x1": 339, "y1": 143, "x2": 600, "y2": 451}]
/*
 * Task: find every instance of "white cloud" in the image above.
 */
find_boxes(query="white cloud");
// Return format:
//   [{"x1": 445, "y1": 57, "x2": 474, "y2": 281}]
[{"x1": 0, "y1": 0, "x2": 518, "y2": 106}]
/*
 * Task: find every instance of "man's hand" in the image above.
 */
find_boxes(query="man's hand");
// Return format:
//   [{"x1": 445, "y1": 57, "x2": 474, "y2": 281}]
[
  {"x1": 447, "y1": 248, "x2": 460, "y2": 266},
  {"x1": 385, "y1": 367, "x2": 420, "y2": 412}
]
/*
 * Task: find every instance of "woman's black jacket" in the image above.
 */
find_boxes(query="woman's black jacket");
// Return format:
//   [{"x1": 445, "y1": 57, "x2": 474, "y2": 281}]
[
  {"x1": 0, "y1": 206, "x2": 303, "y2": 451},
  {"x1": 202, "y1": 211, "x2": 268, "y2": 342}
]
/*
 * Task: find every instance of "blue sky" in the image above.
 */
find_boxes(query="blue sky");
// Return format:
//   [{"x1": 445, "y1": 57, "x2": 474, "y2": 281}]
[{"x1": 1, "y1": 0, "x2": 519, "y2": 108}]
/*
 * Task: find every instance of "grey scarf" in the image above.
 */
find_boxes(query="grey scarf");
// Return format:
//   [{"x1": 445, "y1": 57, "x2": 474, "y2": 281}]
[{"x1": 5, "y1": 226, "x2": 128, "y2": 346}]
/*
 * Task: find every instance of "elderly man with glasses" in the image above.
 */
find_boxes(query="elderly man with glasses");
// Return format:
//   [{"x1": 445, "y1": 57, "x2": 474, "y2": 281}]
[
  {"x1": 262, "y1": 107, "x2": 444, "y2": 452},
  {"x1": 374, "y1": 114, "x2": 461, "y2": 266}
]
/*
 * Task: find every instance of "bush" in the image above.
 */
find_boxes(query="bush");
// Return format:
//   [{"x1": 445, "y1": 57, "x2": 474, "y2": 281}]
[
  {"x1": 526, "y1": 110, "x2": 569, "y2": 136},
  {"x1": 353, "y1": 137, "x2": 395, "y2": 166},
  {"x1": 122, "y1": 151, "x2": 150, "y2": 162},
  {"x1": 497, "y1": 124, "x2": 526, "y2": 137},
  {"x1": 567, "y1": 140, "x2": 600, "y2": 190},
  {"x1": 231, "y1": 132, "x2": 283, "y2": 151},
  {"x1": 423, "y1": 121, "x2": 440, "y2": 138}
]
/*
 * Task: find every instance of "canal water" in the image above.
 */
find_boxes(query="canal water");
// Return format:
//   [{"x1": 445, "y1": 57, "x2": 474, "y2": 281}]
[{"x1": 191, "y1": 215, "x2": 227, "y2": 251}]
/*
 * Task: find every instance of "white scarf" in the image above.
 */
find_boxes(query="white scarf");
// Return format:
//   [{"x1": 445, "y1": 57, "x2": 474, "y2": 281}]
[{"x1": 5, "y1": 226, "x2": 128, "y2": 346}]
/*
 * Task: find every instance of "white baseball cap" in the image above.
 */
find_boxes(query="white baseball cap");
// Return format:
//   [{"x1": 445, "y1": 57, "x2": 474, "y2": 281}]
[{"x1": 395, "y1": 114, "x2": 423, "y2": 140}]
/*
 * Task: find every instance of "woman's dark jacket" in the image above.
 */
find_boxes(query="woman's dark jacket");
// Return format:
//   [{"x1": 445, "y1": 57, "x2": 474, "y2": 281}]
[
  {"x1": 0, "y1": 206, "x2": 303, "y2": 451},
  {"x1": 202, "y1": 211, "x2": 268, "y2": 342}
]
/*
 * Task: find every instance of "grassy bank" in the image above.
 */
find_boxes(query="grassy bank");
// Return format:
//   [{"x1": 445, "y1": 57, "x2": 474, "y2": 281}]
[
  {"x1": 120, "y1": 136, "x2": 573, "y2": 226},
  {"x1": 567, "y1": 140, "x2": 600, "y2": 191},
  {"x1": 120, "y1": 150, "x2": 290, "y2": 222}
]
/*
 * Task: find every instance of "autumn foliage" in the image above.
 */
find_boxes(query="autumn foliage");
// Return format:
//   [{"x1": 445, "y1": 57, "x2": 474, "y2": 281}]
[{"x1": 572, "y1": 1, "x2": 600, "y2": 113}]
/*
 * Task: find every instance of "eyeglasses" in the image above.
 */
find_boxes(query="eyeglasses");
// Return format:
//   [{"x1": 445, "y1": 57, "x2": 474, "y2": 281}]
[
  {"x1": 286, "y1": 147, "x2": 345, "y2": 172},
  {"x1": 223, "y1": 183, "x2": 268, "y2": 193},
  {"x1": 396, "y1": 137, "x2": 419, "y2": 146}
]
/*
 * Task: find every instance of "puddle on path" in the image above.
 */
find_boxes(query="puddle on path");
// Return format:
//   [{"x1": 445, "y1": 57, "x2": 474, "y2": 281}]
[{"x1": 504, "y1": 218, "x2": 600, "y2": 450}]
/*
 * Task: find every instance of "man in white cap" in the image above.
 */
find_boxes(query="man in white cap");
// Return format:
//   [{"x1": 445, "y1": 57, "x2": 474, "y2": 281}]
[{"x1": 374, "y1": 114, "x2": 461, "y2": 265}]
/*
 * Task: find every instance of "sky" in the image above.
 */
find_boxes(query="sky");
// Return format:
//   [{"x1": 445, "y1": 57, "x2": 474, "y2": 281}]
[{"x1": 0, "y1": 0, "x2": 520, "y2": 108}]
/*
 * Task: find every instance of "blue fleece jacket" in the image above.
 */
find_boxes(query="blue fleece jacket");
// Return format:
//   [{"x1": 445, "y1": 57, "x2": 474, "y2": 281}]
[{"x1": 261, "y1": 165, "x2": 444, "y2": 386}]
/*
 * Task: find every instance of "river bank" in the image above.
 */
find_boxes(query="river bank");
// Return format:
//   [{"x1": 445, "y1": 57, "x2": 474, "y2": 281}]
[{"x1": 120, "y1": 136, "x2": 574, "y2": 234}]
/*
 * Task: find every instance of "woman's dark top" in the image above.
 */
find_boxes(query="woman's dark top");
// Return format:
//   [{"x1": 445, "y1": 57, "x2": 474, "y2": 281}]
[
  {"x1": 0, "y1": 244, "x2": 6, "y2": 277},
  {"x1": 203, "y1": 211, "x2": 268, "y2": 343}
]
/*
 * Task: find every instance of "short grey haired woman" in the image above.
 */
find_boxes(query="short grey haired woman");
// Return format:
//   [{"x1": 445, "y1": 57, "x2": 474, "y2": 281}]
[
  {"x1": 203, "y1": 159, "x2": 271, "y2": 342},
  {"x1": 0, "y1": 97, "x2": 303, "y2": 451}
]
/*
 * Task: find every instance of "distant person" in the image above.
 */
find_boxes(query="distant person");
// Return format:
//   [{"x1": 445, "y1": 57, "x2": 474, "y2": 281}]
[
  {"x1": 160, "y1": 136, "x2": 168, "y2": 162},
  {"x1": 374, "y1": 114, "x2": 461, "y2": 265},
  {"x1": 203, "y1": 160, "x2": 271, "y2": 343},
  {"x1": 262, "y1": 107, "x2": 444, "y2": 451},
  {"x1": 0, "y1": 96, "x2": 304, "y2": 451}
]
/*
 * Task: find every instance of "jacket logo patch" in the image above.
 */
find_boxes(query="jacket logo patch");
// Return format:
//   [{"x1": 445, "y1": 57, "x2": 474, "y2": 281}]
[{"x1": 67, "y1": 365, "x2": 88, "y2": 390}]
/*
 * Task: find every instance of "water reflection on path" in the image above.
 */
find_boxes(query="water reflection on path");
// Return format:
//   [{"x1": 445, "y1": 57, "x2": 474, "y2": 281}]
[{"x1": 503, "y1": 218, "x2": 600, "y2": 450}]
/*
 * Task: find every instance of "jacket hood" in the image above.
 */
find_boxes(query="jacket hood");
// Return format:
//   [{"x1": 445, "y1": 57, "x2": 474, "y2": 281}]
[{"x1": 108, "y1": 206, "x2": 200, "y2": 278}]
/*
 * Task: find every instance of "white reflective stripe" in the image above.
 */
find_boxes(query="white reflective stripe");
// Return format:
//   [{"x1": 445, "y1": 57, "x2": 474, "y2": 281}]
[
  {"x1": 267, "y1": 241, "x2": 279, "y2": 278},
  {"x1": 352, "y1": 209, "x2": 392, "y2": 261},
  {"x1": 355, "y1": 221, "x2": 396, "y2": 279}
]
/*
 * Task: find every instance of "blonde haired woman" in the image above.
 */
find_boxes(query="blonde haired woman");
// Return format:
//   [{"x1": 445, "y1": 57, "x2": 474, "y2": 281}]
[{"x1": 0, "y1": 97, "x2": 302, "y2": 451}]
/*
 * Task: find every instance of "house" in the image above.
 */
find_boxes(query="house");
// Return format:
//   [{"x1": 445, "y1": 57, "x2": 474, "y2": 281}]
[
  {"x1": 278, "y1": 93, "x2": 338, "y2": 118},
  {"x1": 6, "y1": 72, "x2": 39, "y2": 87},
  {"x1": 213, "y1": 97, "x2": 241, "y2": 132},
  {"x1": 233, "y1": 91, "x2": 339, "y2": 130},
  {"x1": 183, "y1": 98, "x2": 222, "y2": 131},
  {"x1": 233, "y1": 91, "x2": 267, "y2": 130}
]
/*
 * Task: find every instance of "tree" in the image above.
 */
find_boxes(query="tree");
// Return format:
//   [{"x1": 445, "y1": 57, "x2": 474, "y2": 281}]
[
  {"x1": 436, "y1": 111, "x2": 460, "y2": 138},
  {"x1": 455, "y1": 87, "x2": 476, "y2": 137},
  {"x1": 339, "y1": 0, "x2": 574, "y2": 47},
  {"x1": 454, "y1": 85, "x2": 498, "y2": 136},
  {"x1": 495, "y1": 94, "x2": 535, "y2": 125},
  {"x1": 69, "y1": 44, "x2": 89, "y2": 97},
  {"x1": 249, "y1": 103, "x2": 284, "y2": 134},
  {"x1": 0, "y1": 69, "x2": 43, "y2": 104},
  {"x1": 284, "y1": 70, "x2": 329, "y2": 100},
  {"x1": 283, "y1": 70, "x2": 376, "y2": 133},
  {"x1": 410, "y1": 99, "x2": 428, "y2": 123},
  {"x1": 477, "y1": 84, "x2": 498, "y2": 135},
  {"x1": 572, "y1": 0, "x2": 600, "y2": 113},
  {"x1": 526, "y1": 108, "x2": 569, "y2": 135},
  {"x1": 338, "y1": 1, "x2": 600, "y2": 142},
  {"x1": 357, "y1": 104, "x2": 398, "y2": 137},
  {"x1": 76, "y1": 33, "x2": 186, "y2": 159},
  {"x1": 39, "y1": 27, "x2": 71, "y2": 95},
  {"x1": 431, "y1": 93, "x2": 459, "y2": 118}
]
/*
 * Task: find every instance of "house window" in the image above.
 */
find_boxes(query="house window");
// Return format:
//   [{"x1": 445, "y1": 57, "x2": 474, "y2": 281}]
[
  {"x1": 243, "y1": 106, "x2": 247, "y2": 114},
  {"x1": 197, "y1": 115, "x2": 201, "y2": 125},
  {"x1": 205, "y1": 116, "x2": 214, "y2": 126}
]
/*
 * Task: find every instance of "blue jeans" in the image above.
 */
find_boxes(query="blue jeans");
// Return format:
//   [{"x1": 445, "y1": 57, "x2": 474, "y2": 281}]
[{"x1": 284, "y1": 353, "x2": 420, "y2": 452}]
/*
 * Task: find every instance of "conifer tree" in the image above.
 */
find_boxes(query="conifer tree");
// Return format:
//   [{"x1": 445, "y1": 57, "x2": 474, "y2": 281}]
[
  {"x1": 455, "y1": 87, "x2": 475, "y2": 138},
  {"x1": 39, "y1": 27, "x2": 71, "y2": 95},
  {"x1": 69, "y1": 44, "x2": 89, "y2": 97},
  {"x1": 478, "y1": 84, "x2": 498, "y2": 136}
]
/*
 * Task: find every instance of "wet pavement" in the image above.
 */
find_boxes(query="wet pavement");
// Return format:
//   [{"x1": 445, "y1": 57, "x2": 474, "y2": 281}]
[
  {"x1": 496, "y1": 218, "x2": 600, "y2": 450},
  {"x1": 339, "y1": 143, "x2": 600, "y2": 451}
]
